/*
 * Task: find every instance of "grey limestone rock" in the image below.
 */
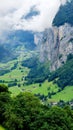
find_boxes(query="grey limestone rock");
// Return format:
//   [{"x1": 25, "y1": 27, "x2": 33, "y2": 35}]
[{"x1": 35, "y1": 23, "x2": 73, "y2": 71}]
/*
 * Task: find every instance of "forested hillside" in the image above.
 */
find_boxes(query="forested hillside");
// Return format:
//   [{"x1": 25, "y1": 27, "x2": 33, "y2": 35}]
[
  {"x1": 22, "y1": 57, "x2": 50, "y2": 84},
  {"x1": 0, "y1": 45, "x2": 14, "y2": 62},
  {"x1": 49, "y1": 54, "x2": 73, "y2": 89},
  {"x1": 7, "y1": 30, "x2": 36, "y2": 50},
  {"x1": 53, "y1": 0, "x2": 73, "y2": 26}
]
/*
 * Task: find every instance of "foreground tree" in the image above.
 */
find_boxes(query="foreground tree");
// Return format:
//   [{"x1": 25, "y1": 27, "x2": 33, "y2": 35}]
[
  {"x1": 0, "y1": 85, "x2": 73, "y2": 130},
  {"x1": 0, "y1": 84, "x2": 11, "y2": 125}
]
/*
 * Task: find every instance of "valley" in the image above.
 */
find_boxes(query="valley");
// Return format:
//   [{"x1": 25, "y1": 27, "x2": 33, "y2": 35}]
[
  {"x1": 0, "y1": 51, "x2": 73, "y2": 103},
  {"x1": 0, "y1": 0, "x2": 73, "y2": 129}
]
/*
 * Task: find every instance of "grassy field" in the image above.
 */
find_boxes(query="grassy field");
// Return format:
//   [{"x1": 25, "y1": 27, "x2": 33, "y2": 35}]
[
  {"x1": 23, "y1": 81, "x2": 58, "y2": 95},
  {"x1": 0, "y1": 53, "x2": 30, "y2": 82},
  {"x1": 49, "y1": 86, "x2": 73, "y2": 102},
  {"x1": 0, "y1": 65, "x2": 29, "y2": 81},
  {"x1": 9, "y1": 80, "x2": 59, "y2": 96},
  {"x1": 9, "y1": 80, "x2": 73, "y2": 102},
  {"x1": 0, "y1": 54, "x2": 73, "y2": 102},
  {"x1": 9, "y1": 86, "x2": 21, "y2": 96}
]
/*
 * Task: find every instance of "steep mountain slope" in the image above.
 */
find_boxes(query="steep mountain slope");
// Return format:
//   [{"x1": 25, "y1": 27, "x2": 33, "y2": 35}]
[
  {"x1": 49, "y1": 55, "x2": 73, "y2": 89},
  {"x1": 35, "y1": 0, "x2": 73, "y2": 71},
  {"x1": 0, "y1": 44, "x2": 15, "y2": 62},
  {"x1": 53, "y1": 0, "x2": 73, "y2": 26},
  {"x1": 35, "y1": 23, "x2": 73, "y2": 70}
]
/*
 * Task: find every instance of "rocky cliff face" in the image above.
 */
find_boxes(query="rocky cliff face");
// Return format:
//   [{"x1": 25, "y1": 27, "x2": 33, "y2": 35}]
[{"x1": 35, "y1": 23, "x2": 73, "y2": 71}]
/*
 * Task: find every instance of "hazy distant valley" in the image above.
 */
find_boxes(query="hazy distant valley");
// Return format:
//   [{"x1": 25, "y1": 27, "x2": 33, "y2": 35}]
[{"x1": 0, "y1": 0, "x2": 73, "y2": 104}]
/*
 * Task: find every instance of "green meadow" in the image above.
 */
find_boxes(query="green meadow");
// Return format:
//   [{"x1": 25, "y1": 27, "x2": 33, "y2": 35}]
[
  {"x1": 9, "y1": 80, "x2": 59, "y2": 96},
  {"x1": 0, "y1": 55, "x2": 73, "y2": 102},
  {"x1": 49, "y1": 86, "x2": 73, "y2": 102}
]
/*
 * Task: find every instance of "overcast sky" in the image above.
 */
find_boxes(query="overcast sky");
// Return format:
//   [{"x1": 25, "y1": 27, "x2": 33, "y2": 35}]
[{"x1": 0, "y1": 0, "x2": 66, "y2": 35}]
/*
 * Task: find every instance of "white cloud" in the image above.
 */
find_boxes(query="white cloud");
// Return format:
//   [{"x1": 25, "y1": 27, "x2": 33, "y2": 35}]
[{"x1": 0, "y1": 0, "x2": 67, "y2": 33}]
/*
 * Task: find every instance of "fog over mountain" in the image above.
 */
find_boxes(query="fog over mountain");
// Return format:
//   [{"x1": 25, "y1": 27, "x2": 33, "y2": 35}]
[{"x1": 0, "y1": 0, "x2": 67, "y2": 38}]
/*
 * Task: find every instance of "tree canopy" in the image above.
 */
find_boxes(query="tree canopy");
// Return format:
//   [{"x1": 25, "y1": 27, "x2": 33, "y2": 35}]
[{"x1": 0, "y1": 84, "x2": 73, "y2": 130}]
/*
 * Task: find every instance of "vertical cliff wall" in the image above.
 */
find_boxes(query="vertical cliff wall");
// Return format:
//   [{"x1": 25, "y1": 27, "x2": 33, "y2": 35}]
[{"x1": 35, "y1": 24, "x2": 73, "y2": 71}]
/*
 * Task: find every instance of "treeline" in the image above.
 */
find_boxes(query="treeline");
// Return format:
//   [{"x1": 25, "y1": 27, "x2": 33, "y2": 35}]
[
  {"x1": 53, "y1": 0, "x2": 73, "y2": 26},
  {"x1": 22, "y1": 57, "x2": 50, "y2": 84},
  {"x1": 0, "y1": 84, "x2": 73, "y2": 130},
  {"x1": 48, "y1": 54, "x2": 73, "y2": 89}
]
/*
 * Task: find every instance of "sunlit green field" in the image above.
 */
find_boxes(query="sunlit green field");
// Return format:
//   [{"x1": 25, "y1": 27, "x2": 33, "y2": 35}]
[
  {"x1": 49, "y1": 86, "x2": 73, "y2": 102},
  {"x1": 9, "y1": 80, "x2": 59, "y2": 96},
  {"x1": 0, "y1": 55, "x2": 73, "y2": 102},
  {"x1": 9, "y1": 86, "x2": 21, "y2": 96},
  {"x1": 9, "y1": 79, "x2": 73, "y2": 102},
  {"x1": 0, "y1": 54, "x2": 30, "y2": 83},
  {"x1": 0, "y1": 65, "x2": 29, "y2": 81}
]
